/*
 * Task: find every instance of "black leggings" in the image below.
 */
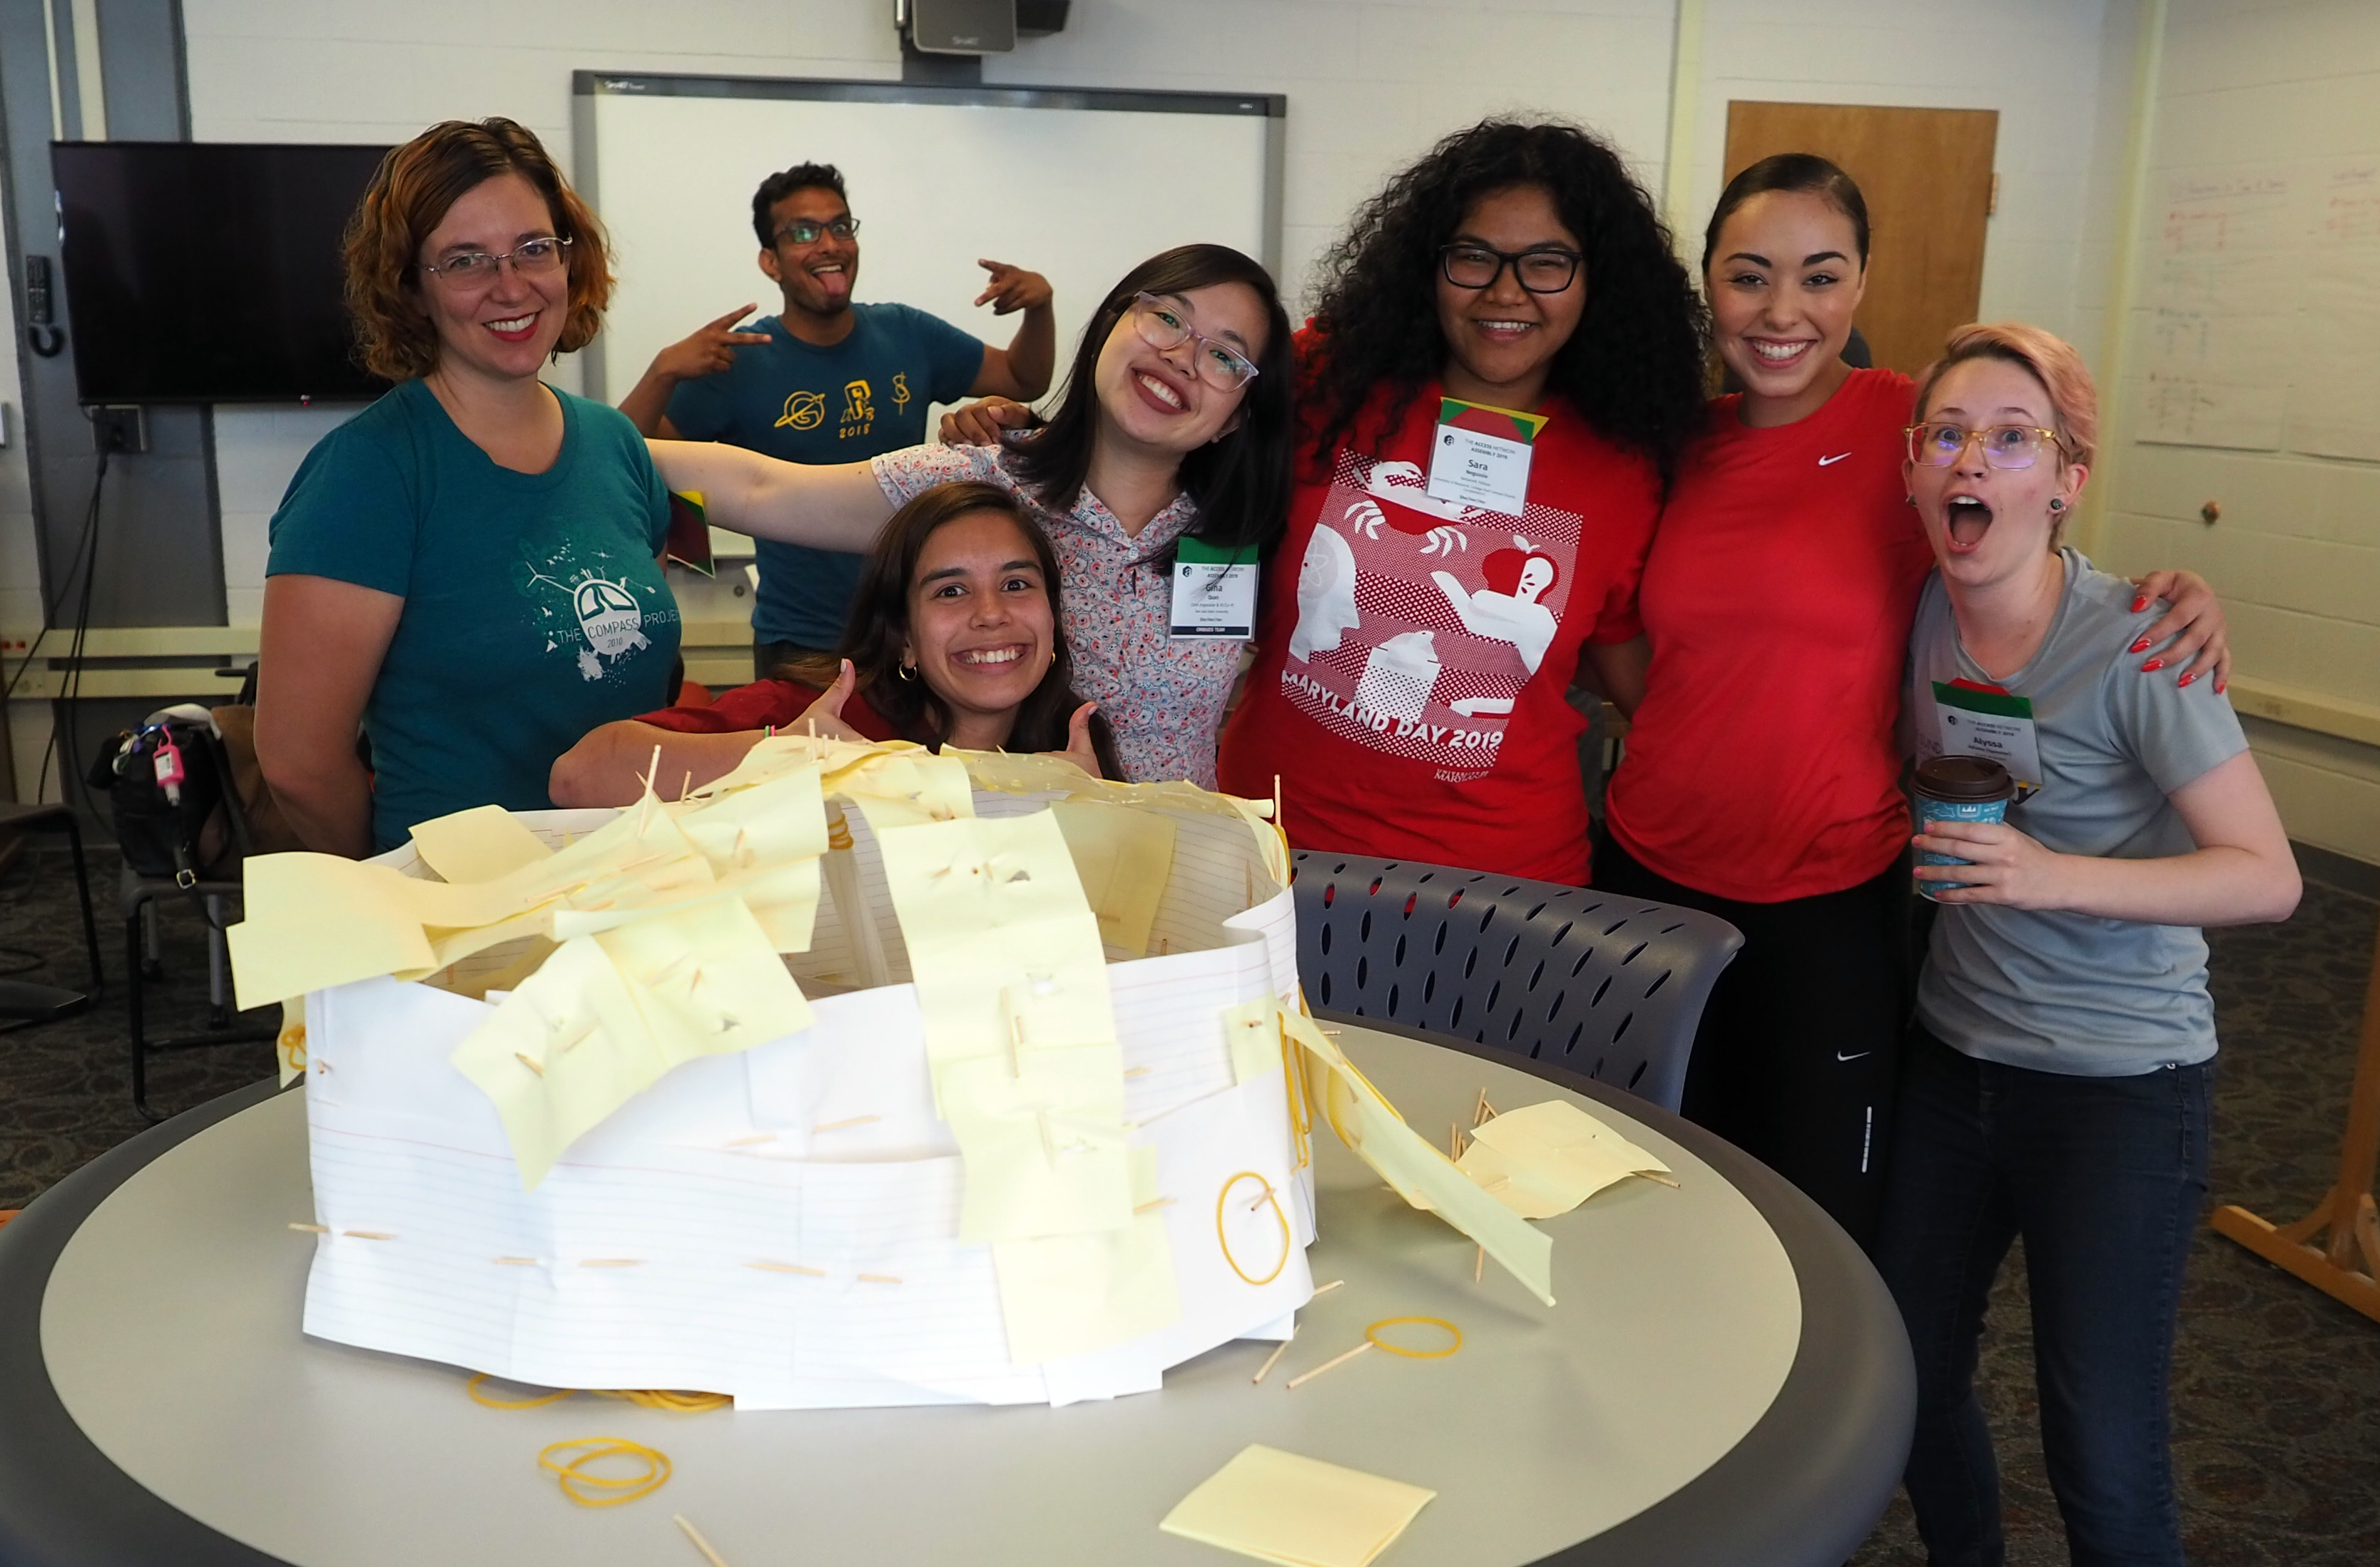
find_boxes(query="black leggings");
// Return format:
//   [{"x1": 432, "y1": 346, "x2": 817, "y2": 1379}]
[{"x1": 1593, "y1": 835, "x2": 1916, "y2": 1248}]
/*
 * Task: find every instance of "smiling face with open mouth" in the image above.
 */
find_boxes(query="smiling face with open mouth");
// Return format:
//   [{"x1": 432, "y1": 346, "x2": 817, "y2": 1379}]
[
  {"x1": 1434, "y1": 183, "x2": 1586, "y2": 412},
  {"x1": 1089, "y1": 281, "x2": 1267, "y2": 457},
  {"x1": 1907, "y1": 356, "x2": 2088, "y2": 587},
  {"x1": 902, "y1": 508, "x2": 1059, "y2": 751},
  {"x1": 760, "y1": 186, "x2": 860, "y2": 322},
  {"x1": 1707, "y1": 189, "x2": 1866, "y2": 427},
  {"x1": 415, "y1": 172, "x2": 570, "y2": 385}
]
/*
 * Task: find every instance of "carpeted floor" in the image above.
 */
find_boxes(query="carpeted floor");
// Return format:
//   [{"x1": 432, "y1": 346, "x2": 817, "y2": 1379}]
[{"x1": 4, "y1": 840, "x2": 2376, "y2": 1564}]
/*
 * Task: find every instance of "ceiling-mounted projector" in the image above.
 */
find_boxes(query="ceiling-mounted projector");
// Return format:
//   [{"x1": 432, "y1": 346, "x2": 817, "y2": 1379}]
[{"x1": 898, "y1": 0, "x2": 1070, "y2": 56}]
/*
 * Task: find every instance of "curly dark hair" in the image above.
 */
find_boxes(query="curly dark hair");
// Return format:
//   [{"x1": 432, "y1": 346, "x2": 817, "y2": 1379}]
[
  {"x1": 775, "y1": 481, "x2": 1122, "y2": 778},
  {"x1": 750, "y1": 162, "x2": 848, "y2": 247},
  {"x1": 1303, "y1": 119, "x2": 1709, "y2": 488},
  {"x1": 342, "y1": 118, "x2": 611, "y2": 381}
]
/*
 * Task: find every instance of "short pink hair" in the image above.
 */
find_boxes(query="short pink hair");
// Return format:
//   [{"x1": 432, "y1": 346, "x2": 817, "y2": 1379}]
[{"x1": 1913, "y1": 322, "x2": 2097, "y2": 468}]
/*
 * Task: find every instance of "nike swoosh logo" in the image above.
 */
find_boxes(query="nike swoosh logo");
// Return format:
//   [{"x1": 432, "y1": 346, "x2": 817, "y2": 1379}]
[
  {"x1": 1836, "y1": 1049, "x2": 1872, "y2": 1061},
  {"x1": 1818, "y1": 452, "x2": 1853, "y2": 466}
]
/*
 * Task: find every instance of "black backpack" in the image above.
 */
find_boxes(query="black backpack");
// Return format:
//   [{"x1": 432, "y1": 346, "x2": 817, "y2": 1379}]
[{"x1": 87, "y1": 712, "x2": 250, "y2": 886}]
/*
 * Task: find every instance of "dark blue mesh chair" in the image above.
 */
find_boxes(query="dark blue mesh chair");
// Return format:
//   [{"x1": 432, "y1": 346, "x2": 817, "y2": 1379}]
[{"x1": 1290, "y1": 851, "x2": 1743, "y2": 1113}]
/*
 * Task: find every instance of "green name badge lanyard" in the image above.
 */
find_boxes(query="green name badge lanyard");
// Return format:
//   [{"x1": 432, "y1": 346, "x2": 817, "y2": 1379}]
[
  {"x1": 1171, "y1": 538, "x2": 1258, "y2": 640},
  {"x1": 1425, "y1": 397, "x2": 1550, "y2": 517},
  {"x1": 1933, "y1": 681, "x2": 2041, "y2": 798}
]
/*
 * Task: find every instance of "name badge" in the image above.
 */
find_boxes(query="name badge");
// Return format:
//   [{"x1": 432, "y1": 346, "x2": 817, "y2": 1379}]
[
  {"x1": 1170, "y1": 538, "x2": 1258, "y2": 640},
  {"x1": 1933, "y1": 680, "x2": 2042, "y2": 797},
  {"x1": 1425, "y1": 397, "x2": 1550, "y2": 517}
]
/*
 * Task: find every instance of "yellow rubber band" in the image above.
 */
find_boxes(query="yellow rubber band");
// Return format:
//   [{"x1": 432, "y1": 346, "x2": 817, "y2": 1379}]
[
  {"x1": 1365, "y1": 1315, "x2": 1463, "y2": 1359},
  {"x1": 467, "y1": 1373, "x2": 731, "y2": 1414},
  {"x1": 537, "y1": 1436, "x2": 673, "y2": 1508},
  {"x1": 468, "y1": 1372, "x2": 572, "y2": 1409},
  {"x1": 1216, "y1": 1170, "x2": 1291, "y2": 1287}
]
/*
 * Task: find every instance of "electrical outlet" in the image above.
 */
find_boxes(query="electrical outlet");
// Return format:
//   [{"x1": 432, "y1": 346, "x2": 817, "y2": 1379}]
[{"x1": 91, "y1": 404, "x2": 147, "y2": 454}]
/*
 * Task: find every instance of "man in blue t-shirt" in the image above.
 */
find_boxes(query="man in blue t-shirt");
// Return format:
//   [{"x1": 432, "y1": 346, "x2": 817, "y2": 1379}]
[{"x1": 618, "y1": 162, "x2": 1054, "y2": 674}]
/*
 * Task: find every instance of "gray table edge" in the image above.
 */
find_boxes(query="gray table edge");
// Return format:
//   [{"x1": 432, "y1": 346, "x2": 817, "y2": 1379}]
[{"x1": 0, "y1": 1025, "x2": 1915, "y2": 1567}]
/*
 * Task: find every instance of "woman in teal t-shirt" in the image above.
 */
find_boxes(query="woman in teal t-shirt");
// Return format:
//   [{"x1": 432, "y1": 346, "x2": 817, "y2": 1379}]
[{"x1": 258, "y1": 118, "x2": 680, "y2": 854}]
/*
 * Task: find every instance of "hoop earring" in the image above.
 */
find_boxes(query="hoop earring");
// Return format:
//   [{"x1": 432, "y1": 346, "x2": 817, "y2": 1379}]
[{"x1": 897, "y1": 662, "x2": 917, "y2": 682}]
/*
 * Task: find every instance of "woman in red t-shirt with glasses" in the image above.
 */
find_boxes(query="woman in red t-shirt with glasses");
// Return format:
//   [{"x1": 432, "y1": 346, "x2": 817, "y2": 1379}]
[{"x1": 1592, "y1": 155, "x2": 2230, "y2": 1244}]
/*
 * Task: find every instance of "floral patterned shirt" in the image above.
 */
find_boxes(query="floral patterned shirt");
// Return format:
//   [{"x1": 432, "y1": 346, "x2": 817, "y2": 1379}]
[{"x1": 871, "y1": 444, "x2": 1240, "y2": 786}]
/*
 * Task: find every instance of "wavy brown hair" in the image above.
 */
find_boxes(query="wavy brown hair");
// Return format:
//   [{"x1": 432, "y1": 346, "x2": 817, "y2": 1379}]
[
  {"x1": 342, "y1": 117, "x2": 613, "y2": 381},
  {"x1": 776, "y1": 482, "x2": 1123, "y2": 779}
]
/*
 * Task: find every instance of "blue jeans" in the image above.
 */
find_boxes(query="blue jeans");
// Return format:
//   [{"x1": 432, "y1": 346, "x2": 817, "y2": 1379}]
[{"x1": 1874, "y1": 1025, "x2": 2211, "y2": 1567}]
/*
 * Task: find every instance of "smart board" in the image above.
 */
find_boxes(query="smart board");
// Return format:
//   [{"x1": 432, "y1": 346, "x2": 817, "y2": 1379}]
[{"x1": 573, "y1": 73, "x2": 1283, "y2": 416}]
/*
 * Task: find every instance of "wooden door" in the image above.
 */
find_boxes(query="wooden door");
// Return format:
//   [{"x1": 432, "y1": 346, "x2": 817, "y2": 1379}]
[{"x1": 1720, "y1": 103, "x2": 1998, "y2": 376}]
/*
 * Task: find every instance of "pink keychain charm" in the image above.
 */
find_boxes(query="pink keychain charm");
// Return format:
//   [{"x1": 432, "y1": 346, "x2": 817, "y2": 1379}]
[{"x1": 153, "y1": 734, "x2": 186, "y2": 788}]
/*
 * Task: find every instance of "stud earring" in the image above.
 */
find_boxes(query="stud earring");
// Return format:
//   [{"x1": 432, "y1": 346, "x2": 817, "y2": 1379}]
[{"x1": 2048, "y1": 498, "x2": 2066, "y2": 513}]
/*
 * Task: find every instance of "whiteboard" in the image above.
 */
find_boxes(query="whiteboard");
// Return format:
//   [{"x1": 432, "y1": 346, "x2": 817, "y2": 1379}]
[{"x1": 573, "y1": 73, "x2": 1283, "y2": 410}]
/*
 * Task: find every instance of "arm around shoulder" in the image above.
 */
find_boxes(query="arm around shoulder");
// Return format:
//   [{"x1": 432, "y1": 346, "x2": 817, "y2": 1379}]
[{"x1": 644, "y1": 439, "x2": 892, "y2": 553}]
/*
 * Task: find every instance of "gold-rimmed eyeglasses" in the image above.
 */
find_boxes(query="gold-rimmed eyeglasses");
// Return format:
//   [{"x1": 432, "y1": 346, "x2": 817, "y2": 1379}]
[
  {"x1": 1904, "y1": 422, "x2": 2066, "y2": 470},
  {"x1": 421, "y1": 235, "x2": 571, "y2": 288}
]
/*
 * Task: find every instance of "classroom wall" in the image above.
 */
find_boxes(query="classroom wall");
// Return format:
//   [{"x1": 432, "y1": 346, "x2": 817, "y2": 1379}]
[{"x1": 2090, "y1": 0, "x2": 2380, "y2": 865}]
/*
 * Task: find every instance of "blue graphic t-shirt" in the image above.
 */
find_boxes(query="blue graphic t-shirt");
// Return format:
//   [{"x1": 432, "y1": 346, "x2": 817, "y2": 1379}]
[
  {"x1": 268, "y1": 378, "x2": 681, "y2": 850},
  {"x1": 666, "y1": 303, "x2": 985, "y2": 646}
]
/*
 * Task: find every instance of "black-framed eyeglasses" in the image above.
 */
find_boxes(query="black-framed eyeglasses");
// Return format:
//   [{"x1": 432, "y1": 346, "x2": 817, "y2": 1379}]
[
  {"x1": 1903, "y1": 422, "x2": 2067, "y2": 470},
  {"x1": 420, "y1": 235, "x2": 571, "y2": 287},
  {"x1": 1129, "y1": 293, "x2": 1260, "y2": 392},
  {"x1": 774, "y1": 216, "x2": 860, "y2": 246},
  {"x1": 1438, "y1": 243, "x2": 1582, "y2": 293}
]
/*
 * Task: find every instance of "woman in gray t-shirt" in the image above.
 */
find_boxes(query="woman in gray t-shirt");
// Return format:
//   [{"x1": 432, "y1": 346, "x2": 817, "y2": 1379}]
[{"x1": 1877, "y1": 323, "x2": 2299, "y2": 1567}]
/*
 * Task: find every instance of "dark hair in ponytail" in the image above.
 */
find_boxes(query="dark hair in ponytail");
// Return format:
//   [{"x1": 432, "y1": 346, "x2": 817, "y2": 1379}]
[{"x1": 1702, "y1": 153, "x2": 1871, "y2": 273}]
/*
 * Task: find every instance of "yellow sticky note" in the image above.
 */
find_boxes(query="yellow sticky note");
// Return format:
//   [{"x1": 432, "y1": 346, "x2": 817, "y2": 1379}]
[
  {"x1": 596, "y1": 897, "x2": 814, "y2": 1064},
  {"x1": 228, "y1": 853, "x2": 437, "y2": 1009},
  {"x1": 1159, "y1": 1445, "x2": 1436, "y2": 1567},
  {"x1": 1222, "y1": 1000, "x2": 1282, "y2": 1085},
  {"x1": 991, "y1": 1147, "x2": 1177, "y2": 1364},
  {"x1": 275, "y1": 995, "x2": 307, "y2": 1087},
  {"x1": 1281, "y1": 1011, "x2": 1553, "y2": 1306},
  {"x1": 1458, "y1": 1099, "x2": 1669, "y2": 1219},
  {"x1": 674, "y1": 759, "x2": 828, "y2": 873},
  {"x1": 407, "y1": 803, "x2": 552, "y2": 884},
  {"x1": 939, "y1": 1045, "x2": 1131, "y2": 1242},
  {"x1": 1051, "y1": 798, "x2": 1176, "y2": 955}
]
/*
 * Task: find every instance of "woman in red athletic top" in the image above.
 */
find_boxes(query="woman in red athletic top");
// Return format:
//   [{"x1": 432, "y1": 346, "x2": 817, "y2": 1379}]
[{"x1": 1594, "y1": 156, "x2": 2229, "y2": 1243}]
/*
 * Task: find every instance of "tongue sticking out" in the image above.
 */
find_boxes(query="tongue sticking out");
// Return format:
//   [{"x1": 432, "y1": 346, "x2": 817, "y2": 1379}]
[
  {"x1": 1947, "y1": 497, "x2": 1994, "y2": 549},
  {"x1": 811, "y1": 265, "x2": 851, "y2": 303}
]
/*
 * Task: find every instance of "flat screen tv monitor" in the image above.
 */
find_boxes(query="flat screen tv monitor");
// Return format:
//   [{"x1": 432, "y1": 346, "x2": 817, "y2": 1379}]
[{"x1": 53, "y1": 141, "x2": 393, "y2": 404}]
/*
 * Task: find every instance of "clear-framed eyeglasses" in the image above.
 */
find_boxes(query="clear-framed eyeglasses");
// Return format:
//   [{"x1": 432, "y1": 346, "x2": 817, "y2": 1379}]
[
  {"x1": 1903, "y1": 422, "x2": 2068, "y2": 470},
  {"x1": 1129, "y1": 293, "x2": 1260, "y2": 392},
  {"x1": 420, "y1": 235, "x2": 572, "y2": 288},
  {"x1": 774, "y1": 216, "x2": 860, "y2": 246},
  {"x1": 1438, "y1": 243, "x2": 1582, "y2": 294}
]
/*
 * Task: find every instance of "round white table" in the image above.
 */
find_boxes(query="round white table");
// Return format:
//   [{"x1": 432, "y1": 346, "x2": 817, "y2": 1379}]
[{"x1": 0, "y1": 1020, "x2": 1912, "y2": 1566}]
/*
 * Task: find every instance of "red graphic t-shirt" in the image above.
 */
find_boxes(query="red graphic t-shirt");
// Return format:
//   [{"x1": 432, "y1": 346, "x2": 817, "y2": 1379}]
[
  {"x1": 1605, "y1": 369, "x2": 1935, "y2": 901},
  {"x1": 1220, "y1": 377, "x2": 1659, "y2": 885}
]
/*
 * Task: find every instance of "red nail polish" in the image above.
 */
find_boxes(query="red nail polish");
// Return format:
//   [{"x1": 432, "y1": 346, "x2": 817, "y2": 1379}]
[
  {"x1": 2215, "y1": 678, "x2": 2227, "y2": 695},
  {"x1": 2127, "y1": 637, "x2": 2152, "y2": 654},
  {"x1": 2140, "y1": 658, "x2": 2165, "y2": 672},
  {"x1": 2179, "y1": 671, "x2": 2198, "y2": 687},
  {"x1": 2132, "y1": 596, "x2": 2150, "y2": 613}
]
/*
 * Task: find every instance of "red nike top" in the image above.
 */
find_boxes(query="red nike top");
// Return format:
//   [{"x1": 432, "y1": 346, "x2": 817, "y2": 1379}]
[{"x1": 1604, "y1": 369, "x2": 1934, "y2": 901}]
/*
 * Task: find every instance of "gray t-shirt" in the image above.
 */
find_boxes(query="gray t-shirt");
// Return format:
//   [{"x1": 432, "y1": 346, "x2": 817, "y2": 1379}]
[{"x1": 1908, "y1": 549, "x2": 2249, "y2": 1075}]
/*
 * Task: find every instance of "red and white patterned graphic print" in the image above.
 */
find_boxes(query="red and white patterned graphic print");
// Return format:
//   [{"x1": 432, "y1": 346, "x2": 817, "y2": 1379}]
[{"x1": 1278, "y1": 448, "x2": 1581, "y2": 780}]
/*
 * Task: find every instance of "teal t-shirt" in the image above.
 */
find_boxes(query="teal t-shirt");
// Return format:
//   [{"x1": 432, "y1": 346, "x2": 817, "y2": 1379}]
[
  {"x1": 665, "y1": 303, "x2": 984, "y2": 647},
  {"x1": 267, "y1": 379, "x2": 681, "y2": 851}
]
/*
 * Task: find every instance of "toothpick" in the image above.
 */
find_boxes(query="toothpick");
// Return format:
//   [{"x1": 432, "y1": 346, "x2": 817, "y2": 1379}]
[
  {"x1": 1286, "y1": 1339, "x2": 1373, "y2": 1389},
  {"x1": 1005, "y1": 989, "x2": 1026, "y2": 1075},
  {"x1": 856, "y1": 1273, "x2": 902, "y2": 1285},
  {"x1": 1273, "y1": 772, "x2": 1283, "y2": 828},
  {"x1": 1134, "y1": 1196, "x2": 1176, "y2": 1214},
  {"x1": 515, "y1": 1051, "x2": 545, "y2": 1077},
  {"x1": 639, "y1": 744, "x2": 662, "y2": 795},
  {"x1": 1473, "y1": 1088, "x2": 1494, "y2": 1128},
  {"x1": 1473, "y1": 1245, "x2": 1485, "y2": 1283},
  {"x1": 287, "y1": 1222, "x2": 329, "y2": 1233},
  {"x1": 1634, "y1": 1170, "x2": 1682, "y2": 1189},
  {"x1": 580, "y1": 1258, "x2": 643, "y2": 1268},
  {"x1": 747, "y1": 1262, "x2": 826, "y2": 1277},
  {"x1": 723, "y1": 1132, "x2": 775, "y2": 1148},
  {"x1": 674, "y1": 1512, "x2": 734, "y2": 1567},
  {"x1": 1123, "y1": 1066, "x2": 1152, "y2": 1080},
  {"x1": 1037, "y1": 1110, "x2": 1055, "y2": 1165},
  {"x1": 1253, "y1": 1334, "x2": 1293, "y2": 1385},
  {"x1": 494, "y1": 1256, "x2": 540, "y2": 1267},
  {"x1": 811, "y1": 1115, "x2": 882, "y2": 1134},
  {"x1": 342, "y1": 1229, "x2": 395, "y2": 1241},
  {"x1": 1311, "y1": 1278, "x2": 1345, "y2": 1297},
  {"x1": 679, "y1": 771, "x2": 694, "y2": 803}
]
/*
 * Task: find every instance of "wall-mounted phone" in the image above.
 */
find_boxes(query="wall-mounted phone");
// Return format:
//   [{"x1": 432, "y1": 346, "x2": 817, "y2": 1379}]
[{"x1": 26, "y1": 255, "x2": 65, "y2": 357}]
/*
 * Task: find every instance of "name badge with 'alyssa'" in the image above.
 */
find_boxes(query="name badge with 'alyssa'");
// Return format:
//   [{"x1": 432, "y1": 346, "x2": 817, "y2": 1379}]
[
  {"x1": 1169, "y1": 538, "x2": 1258, "y2": 639},
  {"x1": 1933, "y1": 680, "x2": 2042, "y2": 797},
  {"x1": 1425, "y1": 397, "x2": 1550, "y2": 517}
]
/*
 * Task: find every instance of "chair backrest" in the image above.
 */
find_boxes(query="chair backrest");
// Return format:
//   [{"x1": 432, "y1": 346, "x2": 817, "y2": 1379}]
[{"x1": 1290, "y1": 851, "x2": 1744, "y2": 1113}]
